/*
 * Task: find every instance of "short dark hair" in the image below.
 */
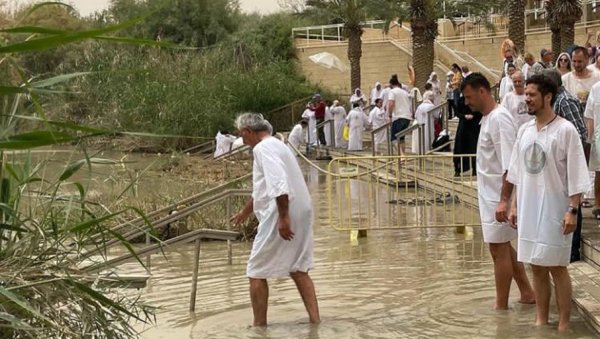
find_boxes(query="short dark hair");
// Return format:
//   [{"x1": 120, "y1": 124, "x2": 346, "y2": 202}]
[
  {"x1": 375, "y1": 98, "x2": 383, "y2": 105},
  {"x1": 390, "y1": 74, "x2": 400, "y2": 87},
  {"x1": 460, "y1": 72, "x2": 491, "y2": 92},
  {"x1": 572, "y1": 45, "x2": 589, "y2": 58},
  {"x1": 526, "y1": 74, "x2": 558, "y2": 102},
  {"x1": 300, "y1": 120, "x2": 308, "y2": 126},
  {"x1": 507, "y1": 63, "x2": 516, "y2": 70},
  {"x1": 451, "y1": 63, "x2": 460, "y2": 71}
]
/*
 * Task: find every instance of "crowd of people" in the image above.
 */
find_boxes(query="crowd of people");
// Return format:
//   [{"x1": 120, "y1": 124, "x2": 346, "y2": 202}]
[{"x1": 219, "y1": 35, "x2": 600, "y2": 331}]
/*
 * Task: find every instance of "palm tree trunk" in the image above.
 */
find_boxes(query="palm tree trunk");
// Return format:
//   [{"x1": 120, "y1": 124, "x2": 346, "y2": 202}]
[
  {"x1": 412, "y1": 27, "x2": 433, "y2": 91},
  {"x1": 560, "y1": 23, "x2": 576, "y2": 52},
  {"x1": 410, "y1": 0, "x2": 437, "y2": 92},
  {"x1": 508, "y1": 0, "x2": 525, "y2": 54},
  {"x1": 347, "y1": 28, "x2": 362, "y2": 93},
  {"x1": 551, "y1": 27, "x2": 561, "y2": 59}
]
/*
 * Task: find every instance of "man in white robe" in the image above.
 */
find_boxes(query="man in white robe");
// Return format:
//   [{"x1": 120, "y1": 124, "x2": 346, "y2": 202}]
[
  {"x1": 301, "y1": 103, "x2": 317, "y2": 146},
  {"x1": 324, "y1": 101, "x2": 334, "y2": 146},
  {"x1": 214, "y1": 131, "x2": 237, "y2": 158},
  {"x1": 368, "y1": 98, "x2": 388, "y2": 154},
  {"x1": 287, "y1": 120, "x2": 308, "y2": 155},
  {"x1": 461, "y1": 73, "x2": 535, "y2": 310},
  {"x1": 231, "y1": 113, "x2": 320, "y2": 326},
  {"x1": 498, "y1": 63, "x2": 516, "y2": 102},
  {"x1": 501, "y1": 71, "x2": 533, "y2": 130},
  {"x1": 331, "y1": 100, "x2": 347, "y2": 148},
  {"x1": 412, "y1": 91, "x2": 435, "y2": 154},
  {"x1": 502, "y1": 75, "x2": 589, "y2": 332},
  {"x1": 346, "y1": 103, "x2": 368, "y2": 151},
  {"x1": 370, "y1": 82, "x2": 382, "y2": 106}
]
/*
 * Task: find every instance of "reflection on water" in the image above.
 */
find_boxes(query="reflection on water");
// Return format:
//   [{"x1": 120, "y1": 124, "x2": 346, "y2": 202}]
[{"x1": 111, "y1": 162, "x2": 595, "y2": 338}]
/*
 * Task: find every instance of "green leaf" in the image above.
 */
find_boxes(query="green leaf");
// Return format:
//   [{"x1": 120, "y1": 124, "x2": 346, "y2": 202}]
[
  {"x1": 0, "y1": 223, "x2": 29, "y2": 233},
  {"x1": 0, "y1": 26, "x2": 66, "y2": 35},
  {"x1": 59, "y1": 159, "x2": 85, "y2": 181},
  {"x1": 0, "y1": 131, "x2": 74, "y2": 150},
  {"x1": 0, "y1": 287, "x2": 54, "y2": 325},
  {"x1": 68, "y1": 210, "x2": 124, "y2": 233},
  {"x1": 29, "y1": 72, "x2": 92, "y2": 88},
  {"x1": 0, "y1": 15, "x2": 148, "y2": 54},
  {"x1": 0, "y1": 86, "x2": 27, "y2": 94}
]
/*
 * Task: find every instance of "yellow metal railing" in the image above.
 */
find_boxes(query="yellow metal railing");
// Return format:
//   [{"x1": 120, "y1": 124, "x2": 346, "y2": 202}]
[{"x1": 327, "y1": 154, "x2": 480, "y2": 231}]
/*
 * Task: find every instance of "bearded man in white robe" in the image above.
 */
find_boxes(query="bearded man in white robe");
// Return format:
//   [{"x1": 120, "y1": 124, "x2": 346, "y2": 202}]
[
  {"x1": 501, "y1": 74, "x2": 589, "y2": 332},
  {"x1": 231, "y1": 113, "x2": 320, "y2": 327},
  {"x1": 461, "y1": 73, "x2": 535, "y2": 311}
]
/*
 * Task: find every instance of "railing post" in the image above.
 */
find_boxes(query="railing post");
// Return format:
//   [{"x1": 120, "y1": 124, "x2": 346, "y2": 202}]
[
  {"x1": 189, "y1": 238, "x2": 201, "y2": 312},
  {"x1": 321, "y1": 27, "x2": 324, "y2": 43},
  {"x1": 306, "y1": 28, "x2": 309, "y2": 46},
  {"x1": 226, "y1": 195, "x2": 233, "y2": 265},
  {"x1": 337, "y1": 26, "x2": 341, "y2": 42},
  {"x1": 371, "y1": 129, "x2": 376, "y2": 156},
  {"x1": 145, "y1": 232, "x2": 151, "y2": 273}
]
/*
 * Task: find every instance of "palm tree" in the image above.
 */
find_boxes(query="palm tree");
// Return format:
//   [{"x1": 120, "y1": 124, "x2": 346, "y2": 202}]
[
  {"x1": 546, "y1": 0, "x2": 582, "y2": 56},
  {"x1": 410, "y1": 0, "x2": 437, "y2": 92},
  {"x1": 507, "y1": 0, "x2": 525, "y2": 54}
]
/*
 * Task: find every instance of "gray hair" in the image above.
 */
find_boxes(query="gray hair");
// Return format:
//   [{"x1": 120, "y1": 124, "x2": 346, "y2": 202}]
[
  {"x1": 540, "y1": 68, "x2": 562, "y2": 87},
  {"x1": 235, "y1": 113, "x2": 273, "y2": 134}
]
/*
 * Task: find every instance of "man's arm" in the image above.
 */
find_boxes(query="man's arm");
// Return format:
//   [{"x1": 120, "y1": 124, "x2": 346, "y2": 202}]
[
  {"x1": 276, "y1": 195, "x2": 295, "y2": 240},
  {"x1": 563, "y1": 194, "x2": 582, "y2": 235},
  {"x1": 231, "y1": 198, "x2": 254, "y2": 225},
  {"x1": 496, "y1": 174, "x2": 514, "y2": 223}
]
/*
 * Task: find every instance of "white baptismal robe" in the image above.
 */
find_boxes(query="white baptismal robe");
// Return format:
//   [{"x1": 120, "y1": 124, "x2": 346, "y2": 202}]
[
  {"x1": 501, "y1": 92, "x2": 533, "y2": 130},
  {"x1": 331, "y1": 106, "x2": 347, "y2": 148},
  {"x1": 301, "y1": 108, "x2": 317, "y2": 145},
  {"x1": 247, "y1": 137, "x2": 314, "y2": 278},
  {"x1": 346, "y1": 108, "x2": 368, "y2": 151},
  {"x1": 507, "y1": 118, "x2": 589, "y2": 266},
  {"x1": 287, "y1": 124, "x2": 305, "y2": 154},
  {"x1": 477, "y1": 106, "x2": 517, "y2": 243},
  {"x1": 369, "y1": 106, "x2": 388, "y2": 145},
  {"x1": 324, "y1": 106, "x2": 333, "y2": 146},
  {"x1": 214, "y1": 131, "x2": 236, "y2": 158},
  {"x1": 412, "y1": 100, "x2": 435, "y2": 154}
]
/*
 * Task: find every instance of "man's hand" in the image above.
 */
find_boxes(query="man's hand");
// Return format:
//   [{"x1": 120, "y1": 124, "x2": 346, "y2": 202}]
[
  {"x1": 230, "y1": 210, "x2": 250, "y2": 226},
  {"x1": 495, "y1": 201, "x2": 509, "y2": 223},
  {"x1": 278, "y1": 214, "x2": 295, "y2": 240},
  {"x1": 562, "y1": 212, "x2": 577, "y2": 235},
  {"x1": 508, "y1": 205, "x2": 517, "y2": 229}
]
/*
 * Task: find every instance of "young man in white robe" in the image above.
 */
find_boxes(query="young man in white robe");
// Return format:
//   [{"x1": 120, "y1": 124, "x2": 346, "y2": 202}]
[
  {"x1": 324, "y1": 100, "x2": 334, "y2": 146},
  {"x1": 500, "y1": 74, "x2": 589, "y2": 332},
  {"x1": 231, "y1": 113, "x2": 320, "y2": 326},
  {"x1": 461, "y1": 73, "x2": 535, "y2": 310},
  {"x1": 501, "y1": 71, "x2": 533, "y2": 130},
  {"x1": 287, "y1": 119, "x2": 308, "y2": 155},
  {"x1": 498, "y1": 63, "x2": 516, "y2": 102},
  {"x1": 368, "y1": 98, "x2": 388, "y2": 154},
  {"x1": 330, "y1": 100, "x2": 347, "y2": 148},
  {"x1": 346, "y1": 103, "x2": 368, "y2": 151}
]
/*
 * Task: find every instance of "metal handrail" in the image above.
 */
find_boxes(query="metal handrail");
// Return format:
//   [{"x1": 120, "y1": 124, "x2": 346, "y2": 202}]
[
  {"x1": 395, "y1": 122, "x2": 424, "y2": 155},
  {"x1": 83, "y1": 228, "x2": 239, "y2": 312},
  {"x1": 426, "y1": 139, "x2": 454, "y2": 155},
  {"x1": 214, "y1": 144, "x2": 251, "y2": 161},
  {"x1": 182, "y1": 139, "x2": 215, "y2": 154},
  {"x1": 371, "y1": 121, "x2": 392, "y2": 156},
  {"x1": 315, "y1": 119, "x2": 335, "y2": 149}
]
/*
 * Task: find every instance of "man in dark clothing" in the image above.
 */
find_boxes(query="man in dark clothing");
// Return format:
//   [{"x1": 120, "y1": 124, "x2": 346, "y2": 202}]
[
  {"x1": 453, "y1": 95, "x2": 482, "y2": 177},
  {"x1": 313, "y1": 94, "x2": 327, "y2": 146}
]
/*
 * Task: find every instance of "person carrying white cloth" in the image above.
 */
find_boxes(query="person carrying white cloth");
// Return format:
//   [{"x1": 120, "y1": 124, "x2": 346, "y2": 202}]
[
  {"x1": 412, "y1": 91, "x2": 436, "y2": 154},
  {"x1": 214, "y1": 131, "x2": 237, "y2": 158},
  {"x1": 231, "y1": 113, "x2": 320, "y2": 327},
  {"x1": 287, "y1": 120, "x2": 308, "y2": 155},
  {"x1": 330, "y1": 100, "x2": 347, "y2": 148},
  {"x1": 501, "y1": 75, "x2": 589, "y2": 332}
]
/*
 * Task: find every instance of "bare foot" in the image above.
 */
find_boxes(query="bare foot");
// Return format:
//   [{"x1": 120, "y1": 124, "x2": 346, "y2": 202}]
[
  {"x1": 518, "y1": 297, "x2": 536, "y2": 304},
  {"x1": 494, "y1": 304, "x2": 509, "y2": 310},
  {"x1": 535, "y1": 319, "x2": 549, "y2": 326},
  {"x1": 558, "y1": 321, "x2": 570, "y2": 332}
]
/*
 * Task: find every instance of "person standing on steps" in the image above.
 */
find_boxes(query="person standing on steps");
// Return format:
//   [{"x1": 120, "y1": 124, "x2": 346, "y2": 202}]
[
  {"x1": 231, "y1": 113, "x2": 320, "y2": 327},
  {"x1": 503, "y1": 75, "x2": 589, "y2": 332},
  {"x1": 461, "y1": 73, "x2": 535, "y2": 310}
]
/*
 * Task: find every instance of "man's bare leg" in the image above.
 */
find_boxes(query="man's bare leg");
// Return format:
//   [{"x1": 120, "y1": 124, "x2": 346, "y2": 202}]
[
  {"x1": 489, "y1": 242, "x2": 513, "y2": 309},
  {"x1": 531, "y1": 265, "x2": 551, "y2": 326},
  {"x1": 549, "y1": 266, "x2": 572, "y2": 332},
  {"x1": 249, "y1": 278, "x2": 269, "y2": 326},
  {"x1": 290, "y1": 271, "x2": 321, "y2": 324},
  {"x1": 510, "y1": 247, "x2": 536, "y2": 303}
]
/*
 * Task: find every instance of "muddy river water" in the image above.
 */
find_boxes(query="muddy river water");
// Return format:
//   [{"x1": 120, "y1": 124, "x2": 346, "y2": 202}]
[{"x1": 98, "y1": 159, "x2": 596, "y2": 339}]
